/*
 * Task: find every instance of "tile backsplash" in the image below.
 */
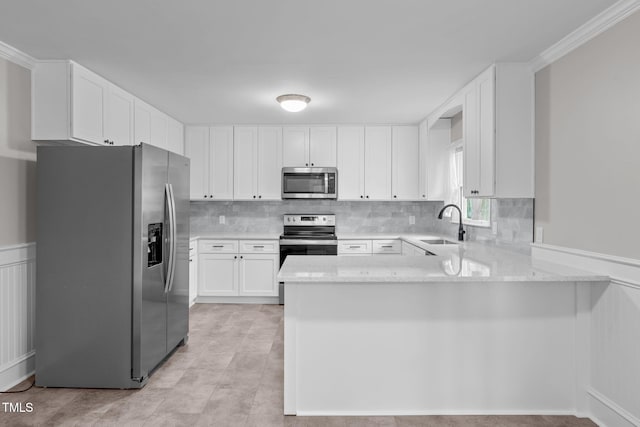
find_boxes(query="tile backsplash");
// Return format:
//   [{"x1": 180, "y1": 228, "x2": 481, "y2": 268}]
[{"x1": 191, "y1": 199, "x2": 534, "y2": 251}]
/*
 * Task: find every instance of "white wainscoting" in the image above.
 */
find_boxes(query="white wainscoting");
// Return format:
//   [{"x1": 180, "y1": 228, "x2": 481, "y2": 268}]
[
  {"x1": 0, "y1": 243, "x2": 36, "y2": 391},
  {"x1": 532, "y1": 243, "x2": 640, "y2": 427}
]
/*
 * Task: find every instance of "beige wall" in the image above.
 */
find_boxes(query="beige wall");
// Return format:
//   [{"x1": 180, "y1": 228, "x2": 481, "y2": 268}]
[
  {"x1": 0, "y1": 57, "x2": 36, "y2": 246},
  {"x1": 535, "y1": 10, "x2": 640, "y2": 260},
  {"x1": 450, "y1": 111, "x2": 462, "y2": 142}
]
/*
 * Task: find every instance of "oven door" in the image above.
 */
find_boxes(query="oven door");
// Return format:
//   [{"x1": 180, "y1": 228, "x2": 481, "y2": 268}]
[
  {"x1": 278, "y1": 240, "x2": 337, "y2": 305},
  {"x1": 281, "y1": 167, "x2": 337, "y2": 199}
]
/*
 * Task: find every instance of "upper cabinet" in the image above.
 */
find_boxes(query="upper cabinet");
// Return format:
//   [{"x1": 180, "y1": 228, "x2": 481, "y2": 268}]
[
  {"x1": 427, "y1": 63, "x2": 534, "y2": 199},
  {"x1": 33, "y1": 61, "x2": 183, "y2": 153},
  {"x1": 184, "y1": 126, "x2": 234, "y2": 200},
  {"x1": 463, "y1": 64, "x2": 533, "y2": 198},
  {"x1": 364, "y1": 126, "x2": 392, "y2": 200},
  {"x1": 391, "y1": 126, "x2": 419, "y2": 200},
  {"x1": 420, "y1": 118, "x2": 450, "y2": 201},
  {"x1": 337, "y1": 126, "x2": 365, "y2": 200},
  {"x1": 283, "y1": 126, "x2": 336, "y2": 167}
]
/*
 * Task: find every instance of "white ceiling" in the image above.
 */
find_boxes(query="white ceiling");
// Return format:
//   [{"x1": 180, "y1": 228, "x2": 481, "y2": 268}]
[{"x1": 0, "y1": 0, "x2": 618, "y2": 125}]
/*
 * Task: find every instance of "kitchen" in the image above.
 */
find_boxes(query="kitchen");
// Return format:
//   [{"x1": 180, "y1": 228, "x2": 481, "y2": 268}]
[{"x1": 0, "y1": 1, "x2": 639, "y2": 426}]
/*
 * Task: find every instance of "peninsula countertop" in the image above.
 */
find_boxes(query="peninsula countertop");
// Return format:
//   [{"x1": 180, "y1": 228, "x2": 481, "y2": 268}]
[{"x1": 277, "y1": 241, "x2": 609, "y2": 283}]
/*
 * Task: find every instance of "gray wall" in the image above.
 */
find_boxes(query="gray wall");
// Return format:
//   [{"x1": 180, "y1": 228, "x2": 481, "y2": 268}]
[
  {"x1": 191, "y1": 198, "x2": 533, "y2": 250},
  {"x1": 0, "y1": 57, "x2": 36, "y2": 246},
  {"x1": 535, "y1": 10, "x2": 640, "y2": 259}
]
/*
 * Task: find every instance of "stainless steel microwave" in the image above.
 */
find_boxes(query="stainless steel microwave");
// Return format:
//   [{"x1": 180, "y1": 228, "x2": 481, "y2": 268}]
[{"x1": 281, "y1": 167, "x2": 337, "y2": 199}]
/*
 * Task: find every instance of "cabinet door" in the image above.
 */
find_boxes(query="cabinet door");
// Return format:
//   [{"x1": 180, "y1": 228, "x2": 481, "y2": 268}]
[
  {"x1": 418, "y1": 121, "x2": 428, "y2": 200},
  {"x1": 167, "y1": 118, "x2": 184, "y2": 155},
  {"x1": 309, "y1": 126, "x2": 337, "y2": 167},
  {"x1": 71, "y1": 64, "x2": 107, "y2": 144},
  {"x1": 238, "y1": 254, "x2": 278, "y2": 296},
  {"x1": 282, "y1": 127, "x2": 309, "y2": 167},
  {"x1": 477, "y1": 67, "x2": 495, "y2": 197},
  {"x1": 150, "y1": 109, "x2": 169, "y2": 150},
  {"x1": 189, "y1": 245, "x2": 197, "y2": 305},
  {"x1": 258, "y1": 126, "x2": 283, "y2": 200},
  {"x1": 337, "y1": 126, "x2": 365, "y2": 200},
  {"x1": 198, "y1": 254, "x2": 238, "y2": 296},
  {"x1": 209, "y1": 126, "x2": 234, "y2": 199},
  {"x1": 391, "y1": 126, "x2": 420, "y2": 200},
  {"x1": 134, "y1": 99, "x2": 152, "y2": 145},
  {"x1": 105, "y1": 84, "x2": 134, "y2": 146},
  {"x1": 184, "y1": 126, "x2": 209, "y2": 200},
  {"x1": 364, "y1": 126, "x2": 392, "y2": 200},
  {"x1": 233, "y1": 126, "x2": 258, "y2": 200},
  {"x1": 463, "y1": 85, "x2": 480, "y2": 198}
]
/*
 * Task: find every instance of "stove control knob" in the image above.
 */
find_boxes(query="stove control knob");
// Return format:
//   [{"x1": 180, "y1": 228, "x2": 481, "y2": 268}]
[
  {"x1": 322, "y1": 217, "x2": 326, "y2": 221},
  {"x1": 287, "y1": 217, "x2": 290, "y2": 222}
]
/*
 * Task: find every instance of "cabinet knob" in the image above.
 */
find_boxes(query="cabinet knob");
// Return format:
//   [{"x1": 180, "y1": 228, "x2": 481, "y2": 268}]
[
  {"x1": 422, "y1": 194, "x2": 426, "y2": 198},
  {"x1": 204, "y1": 195, "x2": 208, "y2": 198},
  {"x1": 104, "y1": 139, "x2": 109, "y2": 144},
  {"x1": 393, "y1": 195, "x2": 397, "y2": 199},
  {"x1": 258, "y1": 195, "x2": 262, "y2": 199},
  {"x1": 305, "y1": 163, "x2": 309, "y2": 167},
  {"x1": 366, "y1": 195, "x2": 369, "y2": 199},
  {"x1": 210, "y1": 195, "x2": 213, "y2": 198},
  {"x1": 360, "y1": 195, "x2": 363, "y2": 199},
  {"x1": 311, "y1": 163, "x2": 314, "y2": 166},
  {"x1": 234, "y1": 256, "x2": 237, "y2": 259},
  {"x1": 240, "y1": 256, "x2": 243, "y2": 259},
  {"x1": 253, "y1": 195, "x2": 256, "y2": 199}
]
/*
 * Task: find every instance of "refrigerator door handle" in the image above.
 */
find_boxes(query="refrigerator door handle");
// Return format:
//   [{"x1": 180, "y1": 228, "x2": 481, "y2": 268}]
[
  {"x1": 166, "y1": 183, "x2": 178, "y2": 293},
  {"x1": 164, "y1": 183, "x2": 176, "y2": 293}
]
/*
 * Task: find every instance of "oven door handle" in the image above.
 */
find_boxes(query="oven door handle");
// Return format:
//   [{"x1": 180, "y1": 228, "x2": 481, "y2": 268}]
[{"x1": 279, "y1": 239, "x2": 338, "y2": 246}]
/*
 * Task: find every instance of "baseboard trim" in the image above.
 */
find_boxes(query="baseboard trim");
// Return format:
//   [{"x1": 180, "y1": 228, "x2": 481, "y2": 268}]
[
  {"x1": 531, "y1": 243, "x2": 640, "y2": 288},
  {"x1": 588, "y1": 388, "x2": 640, "y2": 427},
  {"x1": 195, "y1": 296, "x2": 280, "y2": 304},
  {"x1": 0, "y1": 351, "x2": 35, "y2": 392},
  {"x1": 295, "y1": 409, "x2": 578, "y2": 417}
]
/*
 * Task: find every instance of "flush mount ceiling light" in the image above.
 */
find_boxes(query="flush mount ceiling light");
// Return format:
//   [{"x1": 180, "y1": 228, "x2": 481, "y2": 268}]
[{"x1": 276, "y1": 94, "x2": 311, "y2": 113}]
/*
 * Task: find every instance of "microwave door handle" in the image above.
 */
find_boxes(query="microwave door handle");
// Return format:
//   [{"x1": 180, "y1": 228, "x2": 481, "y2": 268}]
[{"x1": 325, "y1": 173, "x2": 328, "y2": 194}]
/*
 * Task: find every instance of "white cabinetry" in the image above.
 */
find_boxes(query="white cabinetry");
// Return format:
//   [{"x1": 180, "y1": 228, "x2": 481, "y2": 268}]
[
  {"x1": 337, "y1": 126, "x2": 365, "y2": 200},
  {"x1": 401, "y1": 241, "x2": 427, "y2": 256},
  {"x1": 189, "y1": 241, "x2": 197, "y2": 306},
  {"x1": 364, "y1": 126, "x2": 392, "y2": 200},
  {"x1": 167, "y1": 118, "x2": 184, "y2": 155},
  {"x1": 234, "y1": 126, "x2": 282, "y2": 200},
  {"x1": 283, "y1": 126, "x2": 336, "y2": 167},
  {"x1": 462, "y1": 64, "x2": 533, "y2": 198},
  {"x1": 420, "y1": 118, "x2": 450, "y2": 201},
  {"x1": 391, "y1": 126, "x2": 420, "y2": 200},
  {"x1": 197, "y1": 239, "x2": 278, "y2": 298},
  {"x1": 185, "y1": 126, "x2": 234, "y2": 200},
  {"x1": 338, "y1": 239, "x2": 402, "y2": 256},
  {"x1": 32, "y1": 61, "x2": 182, "y2": 149}
]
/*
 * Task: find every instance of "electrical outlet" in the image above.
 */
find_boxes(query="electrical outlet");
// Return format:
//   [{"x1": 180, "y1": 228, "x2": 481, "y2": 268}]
[
  {"x1": 535, "y1": 226, "x2": 543, "y2": 243},
  {"x1": 409, "y1": 215, "x2": 415, "y2": 225},
  {"x1": 219, "y1": 215, "x2": 225, "y2": 225}
]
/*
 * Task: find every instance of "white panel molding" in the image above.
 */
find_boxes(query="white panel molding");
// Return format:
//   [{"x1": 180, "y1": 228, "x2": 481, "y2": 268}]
[
  {"x1": 529, "y1": 0, "x2": 640, "y2": 72},
  {"x1": 0, "y1": 40, "x2": 37, "y2": 70},
  {"x1": 531, "y1": 243, "x2": 640, "y2": 288},
  {"x1": 0, "y1": 242, "x2": 36, "y2": 391}
]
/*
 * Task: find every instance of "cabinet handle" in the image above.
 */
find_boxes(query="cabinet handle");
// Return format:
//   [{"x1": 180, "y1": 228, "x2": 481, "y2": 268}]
[
  {"x1": 349, "y1": 245, "x2": 361, "y2": 249},
  {"x1": 381, "y1": 245, "x2": 393, "y2": 248},
  {"x1": 253, "y1": 245, "x2": 264, "y2": 248},
  {"x1": 212, "y1": 245, "x2": 224, "y2": 248}
]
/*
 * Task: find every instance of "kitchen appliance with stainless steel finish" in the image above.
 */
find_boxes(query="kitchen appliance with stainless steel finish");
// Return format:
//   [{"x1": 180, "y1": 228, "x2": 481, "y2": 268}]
[
  {"x1": 281, "y1": 167, "x2": 337, "y2": 199},
  {"x1": 278, "y1": 214, "x2": 337, "y2": 304},
  {"x1": 36, "y1": 144, "x2": 189, "y2": 389}
]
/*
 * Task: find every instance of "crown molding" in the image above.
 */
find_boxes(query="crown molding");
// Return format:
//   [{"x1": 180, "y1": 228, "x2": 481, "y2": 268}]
[
  {"x1": 0, "y1": 40, "x2": 37, "y2": 70},
  {"x1": 529, "y1": 0, "x2": 640, "y2": 72}
]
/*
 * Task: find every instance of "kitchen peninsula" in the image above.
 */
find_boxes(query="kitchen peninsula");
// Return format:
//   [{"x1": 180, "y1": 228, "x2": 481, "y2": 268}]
[{"x1": 278, "y1": 240, "x2": 608, "y2": 417}]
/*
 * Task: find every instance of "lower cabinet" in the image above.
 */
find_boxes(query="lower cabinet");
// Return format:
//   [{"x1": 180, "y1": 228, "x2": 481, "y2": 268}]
[
  {"x1": 338, "y1": 239, "x2": 402, "y2": 256},
  {"x1": 197, "y1": 239, "x2": 279, "y2": 298},
  {"x1": 189, "y1": 241, "x2": 197, "y2": 305}
]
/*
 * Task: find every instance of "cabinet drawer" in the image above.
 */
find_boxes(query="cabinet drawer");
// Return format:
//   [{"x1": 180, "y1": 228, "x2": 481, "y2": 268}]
[
  {"x1": 198, "y1": 240, "x2": 238, "y2": 253},
  {"x1": 372, "y1": 239, "x2": 401, "y2": 254},
  {"x1": 239, "y1": 240, "x2": 278, "y2": 254},
  {"x1": 338, "y1": 240, "x2": 372, "y2": 255}
]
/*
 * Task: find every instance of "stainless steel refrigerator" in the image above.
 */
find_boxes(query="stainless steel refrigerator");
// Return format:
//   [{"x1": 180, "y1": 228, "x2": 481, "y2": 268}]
[{"x1": 36, "y1": 144, "x2": 190, "y2": 388}]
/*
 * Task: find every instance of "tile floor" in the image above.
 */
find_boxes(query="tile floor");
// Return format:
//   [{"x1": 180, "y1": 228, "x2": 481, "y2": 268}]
[{"x1": 2, "y1": 304, "x2": 596, "y2": 426}]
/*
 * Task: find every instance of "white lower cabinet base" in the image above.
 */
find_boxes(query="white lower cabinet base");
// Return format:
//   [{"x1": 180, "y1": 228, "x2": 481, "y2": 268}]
[
  {"x1": 284, "y1": 280, "x2": 593, "y2": 416},
  {"x1": 196, "y1": 296, "x2": 279, "y2": 304}
]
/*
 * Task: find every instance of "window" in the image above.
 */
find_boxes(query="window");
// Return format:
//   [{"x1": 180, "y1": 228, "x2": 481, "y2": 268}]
[{"x1": 445, "y1": 142, "x2": 490, "y2": 227}]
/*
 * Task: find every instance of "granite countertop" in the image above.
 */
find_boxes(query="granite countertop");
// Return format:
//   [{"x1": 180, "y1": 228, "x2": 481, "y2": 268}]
[{"x1": 277, "y1": 241, "x2": 609, "y2": 283}]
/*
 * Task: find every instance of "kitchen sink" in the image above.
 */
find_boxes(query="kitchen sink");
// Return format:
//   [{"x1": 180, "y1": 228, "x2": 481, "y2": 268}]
[{"x1": 420, "y1": 239, "x2": 457, "y2": 245}]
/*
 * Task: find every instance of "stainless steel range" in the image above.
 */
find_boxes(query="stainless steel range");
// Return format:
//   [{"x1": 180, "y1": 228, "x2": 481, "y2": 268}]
[{"x1": 278, "y1": 214, "x2": 337, "y2": 304}]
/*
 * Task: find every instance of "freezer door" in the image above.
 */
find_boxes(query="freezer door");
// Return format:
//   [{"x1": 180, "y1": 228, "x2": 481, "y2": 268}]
[
  {"x1": 167, "y1": 152, "x2": 190, "y2": 350},
  {"x1": 133, "y1": 144, "x2": 169, "y2": 379}
]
